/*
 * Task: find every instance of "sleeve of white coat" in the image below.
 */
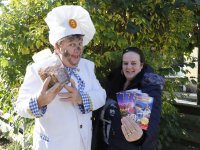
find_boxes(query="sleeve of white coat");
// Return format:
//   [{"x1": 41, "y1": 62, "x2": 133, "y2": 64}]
[
  {"x1": 16, "y1": 65, "x2": 45, "y2": 118},
  {"x1": 85, "y1": 62, "x2": 106, "y2": 111}
]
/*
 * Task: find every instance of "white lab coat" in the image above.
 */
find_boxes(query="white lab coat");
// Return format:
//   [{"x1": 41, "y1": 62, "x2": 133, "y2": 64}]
[{"x1": 16, "y1": 58, "x2": 106, "y2": 150}]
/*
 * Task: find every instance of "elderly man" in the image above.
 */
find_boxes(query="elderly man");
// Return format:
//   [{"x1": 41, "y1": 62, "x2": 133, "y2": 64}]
[{"x1": 16, "y1": 5, "x2": 106, "y2": 150}]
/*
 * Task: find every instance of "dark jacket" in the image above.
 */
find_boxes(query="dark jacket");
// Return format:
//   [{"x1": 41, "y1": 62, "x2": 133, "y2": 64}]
[{"x1": 92, "y1": 64, "x2": 164, "y2": 150}]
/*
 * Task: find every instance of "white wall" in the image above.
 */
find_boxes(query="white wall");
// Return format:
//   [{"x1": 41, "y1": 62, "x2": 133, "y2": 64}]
[
  {"x1": 185, "y1": 47, "x2": 198, "y2": 92},
  {"x1": 1, "y1": 0, "x2": 11, "y2": 6}
]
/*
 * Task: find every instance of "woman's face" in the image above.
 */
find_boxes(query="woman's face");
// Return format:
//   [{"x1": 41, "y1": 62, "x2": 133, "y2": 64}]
[{"x1": 122, "y1": 52, "x2": 144, "y2": 82}]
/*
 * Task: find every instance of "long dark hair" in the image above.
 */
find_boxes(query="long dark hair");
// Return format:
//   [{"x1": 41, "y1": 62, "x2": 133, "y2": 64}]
[{"x1": 106, "y1": 47, "x2": 145, "y2": 100}]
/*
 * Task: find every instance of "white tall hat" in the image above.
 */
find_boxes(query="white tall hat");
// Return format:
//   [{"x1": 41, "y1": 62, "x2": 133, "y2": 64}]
[{"x1": 44, "y1": 5, "x2": 96, "y2": 46}]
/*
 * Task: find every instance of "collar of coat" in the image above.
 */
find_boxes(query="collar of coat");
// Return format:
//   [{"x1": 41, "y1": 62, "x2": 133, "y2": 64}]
[{"x1": 128, "y1": 64, "x2": 164, "y2": 90}]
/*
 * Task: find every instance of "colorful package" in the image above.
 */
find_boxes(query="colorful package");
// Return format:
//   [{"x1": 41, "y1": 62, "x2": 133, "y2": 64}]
[{"x1": 116, "y1": 89, "x2": 154, "y2": 130}]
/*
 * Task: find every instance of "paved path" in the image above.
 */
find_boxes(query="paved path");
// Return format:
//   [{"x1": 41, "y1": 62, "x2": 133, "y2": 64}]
[
  {"x1": 163, "y1": 91, "x2": 197, "y2": 105},
  {"x1": 175, "y1": 99, "x2": 197, "y2": 105},
  {"x1": 174, "y1": 92, "x2": 197, "y2": 100},
  {"x1": 174, "y1": 92, "x2": 197, "y2": 105}
]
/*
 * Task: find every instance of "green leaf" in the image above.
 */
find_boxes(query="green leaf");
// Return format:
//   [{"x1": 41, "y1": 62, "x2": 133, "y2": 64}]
[
  {"x1": 175, "y1": 122, "x2": 179, "y2": 126},
  {"x1": 188, "y1": 62, "x2": 195, "y2": 68},
  {"x1": 172, "y1": 66, "x2": 180, "y2": 72},
  {"x1": 14, "y1": 127, "x2": 18, "y2": 134},
  {"x1": 191, "y1": 79, "x2": 197, "y2": 84},
  {"x1": 186, "y1": 1, "x2": 195, "y2": 11},
  {"x1": 162, "y1": 8, "x2": 169, "y2": 18},
  {"x1": 27, "y1": 11, "x2": 34, "y2": 16},
  {"x1": 8, "y1": 115, "x2": 13, "y2": 123},
  {"x1": 157, "y1": 141, "x2": 162, "y2": 150},
  {"x1": 167, "y1": 136, "x2": 173, "y2": 142},
  {"x1": 1, "y1": 59, "x2": 8, "y2": 67},
  {"x1": 195, "y1": 0, "x2": 200, "y2": 5},
  {"x1": 165, "y1": 140, "x2": 169, "y2": 147},
  {"x1": 30, "y1": 125, "x2": 34, "y2": 134},
  {"x1": 173, "y1": 0, "x2": 183, "y2": 8},
  {"x1": 155, "y1": 4, "x2": 162, "y2": 14},
  {"x1": 190, "y1": 76, "x2": 196, "y2": 78},
  {"x1": 47, "y1": 1, "x2": 53, "y2": 6},
  {"x1": 160, "y1": 134, "x2": 164, "y2": 140},
  {"x1": 4, "y1": 131, "x2": 9, "y2": 137},
  {"x1": 125, "y1": 22, "x2": 140, "y2": 34},
  {"x1": 36, "y1": 40, "x2": 41, "y2": 49}
]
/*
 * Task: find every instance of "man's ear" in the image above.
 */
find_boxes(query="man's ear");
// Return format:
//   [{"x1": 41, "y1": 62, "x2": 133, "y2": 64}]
[{"x1": 55, "y1": 43, "x2": 61, "y2": 54}]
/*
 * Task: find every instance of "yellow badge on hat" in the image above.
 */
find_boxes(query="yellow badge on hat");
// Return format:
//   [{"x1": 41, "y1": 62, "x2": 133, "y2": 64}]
[{"x1": 69, "y1": 19, "x2": 77, "y2": 29}]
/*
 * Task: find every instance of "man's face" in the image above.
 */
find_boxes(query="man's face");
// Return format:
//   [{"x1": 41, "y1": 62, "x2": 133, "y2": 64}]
[{"x1": 56, "y1": 35, "x2": 83, "y2": 68}]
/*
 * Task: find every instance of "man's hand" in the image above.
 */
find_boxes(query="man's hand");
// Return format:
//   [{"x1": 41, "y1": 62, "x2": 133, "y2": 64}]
[
  {"x1": 37, "y1": 77, "x2": 63, "y2": 109},
  {"x1": 58, "y1": 78, "x2": 83, "y2": 105}
]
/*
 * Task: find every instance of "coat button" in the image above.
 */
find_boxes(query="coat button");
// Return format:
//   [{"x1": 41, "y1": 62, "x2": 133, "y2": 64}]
[{"x1": 80, "y1": 125, "x2": 82, "y2": 128}]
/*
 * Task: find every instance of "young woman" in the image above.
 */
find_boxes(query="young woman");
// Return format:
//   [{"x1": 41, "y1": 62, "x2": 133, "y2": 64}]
[{"x1": 92, "y1": 47, "x2": 164, "y2": 150}]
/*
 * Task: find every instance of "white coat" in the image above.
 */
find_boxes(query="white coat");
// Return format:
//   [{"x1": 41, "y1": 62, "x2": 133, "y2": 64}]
[{"x1": 16, "y1": 58, "x2": 106, "y2": 150}]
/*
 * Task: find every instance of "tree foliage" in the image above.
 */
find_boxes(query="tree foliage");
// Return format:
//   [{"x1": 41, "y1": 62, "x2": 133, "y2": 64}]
[{"x1": 0, "y1": 0, "x2": 199, "y2": 149}]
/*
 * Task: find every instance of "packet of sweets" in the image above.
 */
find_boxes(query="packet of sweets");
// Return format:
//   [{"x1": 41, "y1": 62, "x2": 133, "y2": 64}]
[
  {"x1": 129, "y1": 92, "x2": 153, "y2": 130},
  {"x1": 116, "y1": 89, "x2": 153, "y2": 130},
  {"x1": 32, "y1": 49, "x2": 70, "y2": 89}
]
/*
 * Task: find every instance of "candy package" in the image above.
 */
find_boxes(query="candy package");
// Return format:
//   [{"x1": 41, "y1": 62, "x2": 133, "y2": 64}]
[
  {"x1": 32, "y1": 49, "x2": 70, "y2": 89},
  {"x1": 116, "y1": 89, "x2": 154, "y2": 130}
]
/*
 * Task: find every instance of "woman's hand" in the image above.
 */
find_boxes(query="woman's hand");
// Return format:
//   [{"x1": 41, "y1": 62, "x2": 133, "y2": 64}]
[{"x1": 121, "y1": 116, "x2": 143, "y2": 142}]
